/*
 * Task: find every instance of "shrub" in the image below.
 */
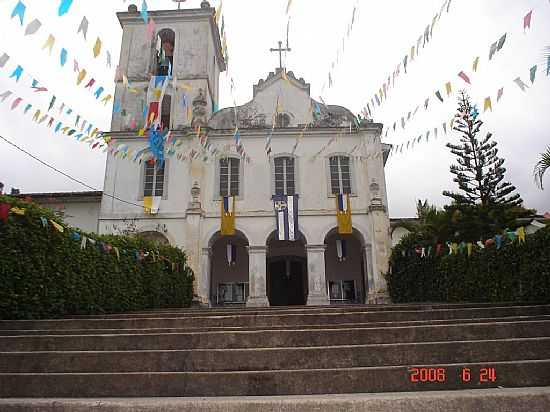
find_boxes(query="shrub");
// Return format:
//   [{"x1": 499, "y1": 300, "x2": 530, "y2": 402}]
[
  {"x1": 387, "y1": 226, "x2": 550, "y2": 303},
  {"x1": 0, "y1": 195, "x2": 194, "y2": 319}
]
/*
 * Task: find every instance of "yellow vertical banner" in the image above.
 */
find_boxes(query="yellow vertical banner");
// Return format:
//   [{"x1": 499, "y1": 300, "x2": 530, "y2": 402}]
[
  {"x1": 143, "y1": 196, "x2": 153, "y2": 214},
  {"x1": 221, "y1": 196, "x2": 235, "y2": 236},
  {"x1": 336, "y1": 194, "x2": 352, "y2": 235}
]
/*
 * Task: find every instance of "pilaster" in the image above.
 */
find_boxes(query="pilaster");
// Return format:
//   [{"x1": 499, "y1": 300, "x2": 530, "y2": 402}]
[{"x1": 306, "y1": 244, "x2": 329, "y2": 306}]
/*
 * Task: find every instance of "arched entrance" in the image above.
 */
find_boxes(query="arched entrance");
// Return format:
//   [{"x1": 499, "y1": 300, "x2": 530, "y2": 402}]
[
  {"x1": 266, "y1": 231, "x2": 308, "y2": 306},
  {"x1": 138, "y1": 231, "x2": 170, "y2": 245},
  {"x1": 209, "y1": 231, "x2": 249, "y2": 306},
  {"x1": 324, "y1": 229, "x2": 366, "y2": 304}
]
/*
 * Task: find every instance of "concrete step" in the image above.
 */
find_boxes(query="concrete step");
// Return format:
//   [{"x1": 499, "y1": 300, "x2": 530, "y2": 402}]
[
  {"x1": 1, "y1": 320, "x2": 549, "y2": 351},
  {"x1": 2, "y1": 337, "x2": 549, "y2": 373},
  {"x1": 2, "y1": 305, "x2": 549, "y2": 330},
  {"x1": 67, "y1": 301, "x2": 545, "y2": 319},
  {"x1": 2, "y1": 314, "x2": 548, "y2": 336},
  {"x1": 1, "y1": 388, "x2": 550, "y2": 412},
  {"x1": 1, "y1": 360, "x2": 549, "y2": 397}
]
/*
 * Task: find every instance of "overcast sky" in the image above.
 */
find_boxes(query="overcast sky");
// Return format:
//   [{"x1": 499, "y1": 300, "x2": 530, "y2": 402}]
[{"x1": 0, "y1": 0, "x2": 548, "y2": 217}]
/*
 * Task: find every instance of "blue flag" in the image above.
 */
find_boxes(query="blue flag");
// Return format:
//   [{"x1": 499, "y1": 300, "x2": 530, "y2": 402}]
[
  {"x1": 60, "y1": 49, "x2": 67, "y2": 67},
  {"x1": 273, "y1": 195, "x2": 299, "y2": 241},
  {"x1": 58, "y1": 0, "x2": 74, "y2": 16},
  {"x1": 11, "y1": 1, "x2": 26, "y2": 25}
]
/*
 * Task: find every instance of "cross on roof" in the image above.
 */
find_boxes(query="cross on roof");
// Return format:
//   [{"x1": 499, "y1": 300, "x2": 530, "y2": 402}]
[{"x1": 270, "y1": 40, "x2": 291, "y2": 70}]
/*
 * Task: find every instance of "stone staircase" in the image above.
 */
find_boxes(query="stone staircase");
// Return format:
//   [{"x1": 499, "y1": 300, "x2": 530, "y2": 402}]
[{"x1": 1, "y1": 303, "x2": 550, "y2": 410}]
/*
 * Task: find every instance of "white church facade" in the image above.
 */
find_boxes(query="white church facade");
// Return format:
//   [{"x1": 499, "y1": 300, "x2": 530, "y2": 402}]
[{"x1": 27, "y1": 3, "x2": 394, "y2": 307}]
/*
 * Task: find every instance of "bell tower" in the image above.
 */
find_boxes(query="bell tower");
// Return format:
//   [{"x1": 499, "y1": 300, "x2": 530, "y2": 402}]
[{"x1": 111, "y1": 1, "x2": 225, "y2": 132}]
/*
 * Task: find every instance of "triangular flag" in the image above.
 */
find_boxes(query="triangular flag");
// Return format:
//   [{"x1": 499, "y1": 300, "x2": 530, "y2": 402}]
[
  {"x1": 146, "y1": 17, "x2": 155, "y2": 40},
  {"x1": 497, "y1": 87, "x2": 504, "y2": 102},
  {"x1": 58, "y1": 0, "x2": 74, "y2": 16},
  {"x1": 141, "y1": 0, "x2": 148, "y2": 23},
  {"x1": 23, "y1": 103, "x2": 32, "y2": 113},
  {"x1": 73, "y1": 59, "x2": 79, "y2": 73},
  {"x1": 0, "y1": 53, "x2": 9, "y2": 68},
  {"x1": 497, "y1": 33, "x2": 507, "y2": 50},
  {"x1": 48, "y1": 96, "x2": 56, "y2": 111},
  {"x1": 483, "y1": 97, "x2": 492, "y2": 112},
  {"x1": 60, "y1": 48, "x2": 67, "y2": 67},
  {"x1": 24, "y1": 18, "x2": 41, "y2": 35},
  {"x1": 76, "y1": 69, "x2": 87, "y2": 85},
  {"x1": 523, "y1": 10, "x2": 532, "y2": 30},
  {"x1": 106, "y1": 51, "x2": 112, "y2": 68},
  {"x1": 458, "y1": 71, "x2": 471, "y2": 84},
  {"x1": 472, "y1": 56, "x2": 480, "y2": 72},
  {"x1": 11, "y1": 1, "x2": 26, "y2": 25},
  {"x1": 547, "y1": 55, "x2": 550, "y2": 76},
  {"x1": 93, "y1": 38, "x2": 102, "y2": 58},
  {"x1": 0, "y1": 91, "x2": 13, "y2": 102},
  {"x1": 489, "y1": 41, "x2": 498, "y2": 60},
  {"x1": 101, "y1": 94, "x2": 112, "y2": 105},
  {"x1": 514, "y1": 77, "x2": 529, "y2": 92},
  {"x1": 445, "y1": 82, "x2": 452, "y2": 96},
  {"x1": 85, "y1": 78, "x2": 96, "y2": 89},
  {"x1": 94, "y1": 86, "x2": 104, "y2": 99},
  {"x1": 10, "y1": 65, "x2": 23, "y2": 82},
  {"x1": 42, "y1": 34, "x2": 55, "y2": 55},
  {"x1": 11, "y1": 97, "x2": 22, "y2": 110},
  {"x1": 530, "y1": 65, "x2": 537, "y2": 84},
  {"x1": 435, "y1": 90, "x2": 444, "y2": 103},
  {"x1": 77, "y1": 16, "x2": 89, "y2": 40},
  {"x1": 50, "y1": 220, "x2": 64, "y2": 233}
]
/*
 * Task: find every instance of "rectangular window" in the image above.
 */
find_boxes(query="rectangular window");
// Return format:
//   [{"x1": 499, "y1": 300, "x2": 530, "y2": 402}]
[
  {"x1": 220, "y1": 158, "x2": 240, "y2": 197},
  {"x1": 144, "y1": 162, "x2": 165, "y2": 197},
  {"x1": 274, "y1": 157, "x2": 296, "y2": 196},
  {"x1": 330, "y1": 156, "x2": 352, "y2": 195}
]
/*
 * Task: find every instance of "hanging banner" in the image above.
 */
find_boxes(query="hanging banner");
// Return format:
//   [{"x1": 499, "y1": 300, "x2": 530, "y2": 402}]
[
  {"x1": 336, "y1": 194, "x2": 352, "y2": 235},
  {"x1": 273, "y1": 195, "x2": 299, "y2": 241},
  {"x1": 221, "y1": 196, "x2": 235, "y2": 236}
]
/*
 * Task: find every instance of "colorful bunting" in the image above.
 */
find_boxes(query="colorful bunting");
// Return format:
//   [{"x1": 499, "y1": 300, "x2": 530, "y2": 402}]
[
  {"x1": 435, "y1": 90, "x2": 443, "y2": 103},
  {"x1": 445, "y1": 82, "x2": 452, "y2": 96},
  {"x1": 42, "y1": 34, "x2": 55, "y2": 55},
  {"x1": 77, "y1": 16, "x2": 89, "y2": 40},
  {"x1": 76, "y1": 69, "x2": 87, "y2": 85},
  {"x1": 11, "y1": 1, "x2": 26, "y2": 26},
  {"x1": 458, "y1": 71, "x2": 471, "y2": 84},
  {"x1": 60, "y1": 48, "x2": 68, "y2": 67},
  {"x1": 0, "y1": 53, "x2": 9, "y2": 68},
  {"x1": 93, "y1": 38, "x2": 102, "y2": 58},
  {"x1": 514, "y1": 77, "x2": 529, "y2": 91},
  {"x1": 497, "y1": 87, "x2": 504, "y2": 102},
  {"x1": 10, "y1": 65, "x2": 23, "y2": 82},
  {"x1": 472, "y1": 56, "x2": 480, "y2": 72},
  {"x1": 483, "y1": 96, "x2": 492, "y2": 112},
  {"x1": 58, "y1": 0, "x2": 74, "y2": 16},
  {"x1": 11, "y1": 97, "x2": 22, "y2": 110},
  {"x1": 24, "y1": 19, "x2": 41, "y2": 36},
  {"x1": 530, "y1": 65, "x2": 537, "y2": 84}
]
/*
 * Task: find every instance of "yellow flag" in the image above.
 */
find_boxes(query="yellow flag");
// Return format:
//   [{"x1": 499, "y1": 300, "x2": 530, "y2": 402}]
[
  {"x1": 516, "y1": 227, "x2": 526, "y2": 244},
  {"x1": 220, "y1": 196, "x2": 236, "y2": 236},
  {"x1": 215, "y1": 0, "x2": 222, "y2": 24},
  {"x1": 445, "y1": 82, "x2": 452, "y2": 96},
  {"x1": 138, "y1": 128, "x2": 145, "y2": 136},
  {"x1": 144, "y1": 196, "x2": 153, "y2": 214},
  {"x1": 42, "y1": 34, "x2": 55, "y2": 55},
  {"x1": 450, "y1": 243, "x2": 458, "y2": 255},
  {"x1": 113, "y1": 246, "x2": 120, "y2": 261},
  {"x1": 10, "y1": 207, "x2": 26, "y2": 216},
  {"x1": 467, "y1": 242, "x2": 473, "y2": 257},
  {"x1": 32, "y1": 110, "x2": 41, "y2": 122},
  {"x1": 77, "y1": 69, "x2": 87, "y2": 86},
  {"x1": 336, "y1": 194, "x2": 353, "y2": 235},
  {"x1": 101, "y1": 94, "x2": 112, "y2": 105},
  {"x1": 50, "y1": 220, "x2": 64, "y2": 233},
  {"x1": 93, "y1": 37, "x2": 102, "y2": 58},
  {"x1": 483, "y1": 97, "x2": 492, "y2": 112},
  {"x1": 473, "y1": 56, "x2": 480, "y2": 72}
]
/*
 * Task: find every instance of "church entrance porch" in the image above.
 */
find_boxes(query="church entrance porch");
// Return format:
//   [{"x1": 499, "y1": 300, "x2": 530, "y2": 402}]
[
  {"x1": 208, "y1": 231, "x2": 249, "y2": 306},
  {"x1": 266, "y1": 231, "x2": 308, "y2": 306},
  {"x1": 267, "y1": 258, "x2": 307, "y2": 306}
]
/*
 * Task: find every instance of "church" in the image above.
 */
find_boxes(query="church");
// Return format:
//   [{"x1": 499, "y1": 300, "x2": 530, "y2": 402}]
[{"x1": 28, "y1": 2, "x2": 393, "y2": 307}]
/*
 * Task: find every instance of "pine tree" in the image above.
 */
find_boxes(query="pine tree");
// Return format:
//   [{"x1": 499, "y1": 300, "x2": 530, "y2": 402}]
[{"x1": 443, "y1": 92, "x2": 522, "y2": 207}]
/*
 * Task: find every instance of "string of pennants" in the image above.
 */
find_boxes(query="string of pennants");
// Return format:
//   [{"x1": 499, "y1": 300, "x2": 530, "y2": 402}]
[
  {"x1": 0, "y1": 200, "x2": 183, "y2": 270},
  {"x1": 401, "y1": 226, "x2": 531, "y2": 259},
  {"x1": 9, "y1": 1, "x2": 115, "y2": 108},
  {"x1": 380, "y1": 8, "x2": 541, "y2": 141},
  {"x1": 387, "y1": 56, "x2": 549, "y2": 159}
]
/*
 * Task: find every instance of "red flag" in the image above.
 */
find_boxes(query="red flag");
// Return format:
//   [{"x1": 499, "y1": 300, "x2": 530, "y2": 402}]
[
  {"x1": 146, "y1": 102, "x2": 159, "y2": 127},
  {"x1": 0, "y1": 203, "x2": 10, "y2": 223},
  {"x1": 458, "y1": 71, "x2": 471, "y2": 84},
  {"x1": 523, "y1": 10, "x2": 532, "y2": 30}
]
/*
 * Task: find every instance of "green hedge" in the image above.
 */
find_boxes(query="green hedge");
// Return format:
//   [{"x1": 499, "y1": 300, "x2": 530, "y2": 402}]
[
  {"x1": 0, "y1": 196, "x2": 194, "y2": 320},
  {"x1": 387, "y1": 226, "x2": 550, "y2": 303}
]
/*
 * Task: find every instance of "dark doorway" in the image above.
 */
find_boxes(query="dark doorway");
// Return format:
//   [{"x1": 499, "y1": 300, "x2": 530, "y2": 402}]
[{"x1": 268, "y1": 258, "x2": 306, "y2": 306}]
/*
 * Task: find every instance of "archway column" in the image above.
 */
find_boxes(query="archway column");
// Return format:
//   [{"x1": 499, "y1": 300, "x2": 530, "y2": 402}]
[
  {"x1": 306, "y1": 244, "x2": 329, "y2": 306},
  {"x1": 246, "y1": 246, "x2": 270, "y2": 307},
  {"x1": 197, "y1": 247, "x2": 212, "y2": 306}
]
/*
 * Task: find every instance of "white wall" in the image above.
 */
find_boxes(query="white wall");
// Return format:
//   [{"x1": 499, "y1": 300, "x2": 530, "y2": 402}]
[{"x1": 40, "y1": 201, "x2": 100, "y2": 234}]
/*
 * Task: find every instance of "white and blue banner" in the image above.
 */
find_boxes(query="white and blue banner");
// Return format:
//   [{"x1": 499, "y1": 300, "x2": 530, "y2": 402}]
[{"x1": 273, "y1": 195, "x2": 299, "y2": 241}]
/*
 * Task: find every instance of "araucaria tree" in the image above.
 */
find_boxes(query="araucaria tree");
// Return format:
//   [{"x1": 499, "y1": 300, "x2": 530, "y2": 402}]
[{"x1": 443, "y1": 92, "x2": 522, "y2": 207}]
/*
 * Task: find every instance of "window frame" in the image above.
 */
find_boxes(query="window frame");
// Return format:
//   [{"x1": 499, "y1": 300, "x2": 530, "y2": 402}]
[
  {"x1": 215, "y1": 155, "x2": 243, "y2": 200},
  {"x1": 326, "y1": 153, "x2": 356, "y2": 197},
  {"x1": 138, "y1": 159, "x2": 169, "y2": 201},
  {"x1": 271, "y1": 154, "x2": 299, "y2": 196}
]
